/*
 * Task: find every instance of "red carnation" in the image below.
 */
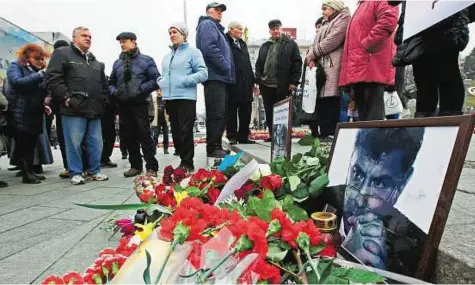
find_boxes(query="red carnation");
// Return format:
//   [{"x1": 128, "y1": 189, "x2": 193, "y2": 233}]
[
  {"x1": 139, "y1": 190, "x2": 155, "y2": 203},
  {"x1": 154, "y1": 184, "x2": 166, "y2": 195},
  {"x1": 210, "y1": 170, "x2": 227, "y2": 185},
  {"x1": 115, "y1": 219, "x2": 135, "y2": 236},
  {"x1": 206, "y1": 187, "x2": 220, "y2": 204},
  {"x1": 41, "y1": 275, "x2": 64, "y2": 284},
  {"x1": 84, "y1": 266, "x2": 105, "y2": 284},
  {"x1": 62, "y1": 272, "x2": 83, "y2": 284},
  {"x1": 164, "y1": 165, "x2": 174, "y2": 176},
  {"x1": 260, "y1": 174, "x2": 283, "y2": 192},
  {"x1": 98, "y1": 248, "x2": 116, "y2": 257},
  {"x1": 319, "y1": 234, "x2": 337, "y2": 257},
  {"x1": 173, "y1": 168, "x2": 187, "y2": 183},
  {"x1": 191, "y1": 169, "x2": 210, "y2": 183},
  {"x1": 234, "y1": 183, "x2": 255, "y2": 200}
]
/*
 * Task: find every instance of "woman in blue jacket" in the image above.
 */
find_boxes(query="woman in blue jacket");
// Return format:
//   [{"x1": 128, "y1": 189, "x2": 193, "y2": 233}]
[
  {"x1": 158, "y1": 23, "x2": 208, "y2": 172},
  {"x1": 6, "y1": 44, "x2": 50, "y2": 184}
]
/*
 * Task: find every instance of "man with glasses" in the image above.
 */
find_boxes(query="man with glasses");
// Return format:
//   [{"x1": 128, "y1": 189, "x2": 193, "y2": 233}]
[{"x1": 341, "y1": 128, "x2": 426, "y2": 275}]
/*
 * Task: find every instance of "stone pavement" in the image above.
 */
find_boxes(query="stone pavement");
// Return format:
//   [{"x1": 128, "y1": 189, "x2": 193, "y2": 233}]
[
  {"x1": 224, "y1": 137, "x2": 475, "y2": 283},
  {"x1": 0, "y1": 145, "x2": 209, "y2": 283}
]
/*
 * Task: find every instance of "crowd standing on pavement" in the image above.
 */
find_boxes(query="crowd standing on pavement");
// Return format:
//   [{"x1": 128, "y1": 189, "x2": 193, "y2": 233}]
[{"x1": 0, "y1": 0, "x2": 471, "y2": 187}]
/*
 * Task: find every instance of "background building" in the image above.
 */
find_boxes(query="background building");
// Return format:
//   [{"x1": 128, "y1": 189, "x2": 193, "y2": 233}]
[
  {"x1": 32, "y1": 32, "x2": 70, "y2": 45},
  {"x1": 247, "y1": 38, "x2": 312, "y2": 128}
]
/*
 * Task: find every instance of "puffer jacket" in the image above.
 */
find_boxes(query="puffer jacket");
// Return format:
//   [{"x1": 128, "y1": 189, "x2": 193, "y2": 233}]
[
  {"x1": 7, "y1": 61, "x2": 46, "y2": 134},
  {"x1": 339, "y1": 1, "x2": 399, "y2": 87},
  {"x1": 391, "y1": 1, "x2": 469, "y2": 67},
  {"x1": 159, "y1": 43, "x2": 208, "y2": 101},
  {"x1": 196, "y1": 16, "x2": 235, "y2": 84},
  {"x1": 109, "y1": 49, "x2": 160, "y2": 105},
  {"x1": 47, "y1": 45, "x2": 108, "y2": 119}
]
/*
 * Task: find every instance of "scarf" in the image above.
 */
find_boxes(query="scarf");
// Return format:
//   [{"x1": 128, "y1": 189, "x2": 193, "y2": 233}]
[{"x1": 119, "y1": 48, "x2": 139, "y2": 82}]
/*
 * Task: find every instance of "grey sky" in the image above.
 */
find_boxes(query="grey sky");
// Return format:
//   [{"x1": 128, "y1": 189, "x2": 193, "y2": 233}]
[{"x1": 1, "y1": 0, "x2": 474, "y2": 112}]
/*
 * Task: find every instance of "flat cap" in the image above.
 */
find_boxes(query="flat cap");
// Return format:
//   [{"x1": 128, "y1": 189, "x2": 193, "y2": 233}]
[
  {"x1": 206, "y1": 2, "x2": 227, "y2": 11},
  {"x1": 268, "y1": 19, "x2": 282, "y2": 29},
  {"x1": 116, "y1": 32, "x2": 137, "y2": 41}
]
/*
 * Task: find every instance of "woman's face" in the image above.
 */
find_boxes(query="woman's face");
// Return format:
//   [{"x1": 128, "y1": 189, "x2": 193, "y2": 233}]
[
  {"x1": 169, "y1": 28, "x2": 185, "y2": 45},
  {"x1": 28, "y1": 52, "x2": 45, "y2": 69},
  {"x1": 322, "y1": 5, "x2": 337, "y2": 21}
]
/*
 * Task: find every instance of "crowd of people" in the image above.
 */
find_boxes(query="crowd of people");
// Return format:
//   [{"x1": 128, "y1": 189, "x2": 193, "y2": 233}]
[{"x1": 0, "y1": 0, "x2": 471, "y2": 186}]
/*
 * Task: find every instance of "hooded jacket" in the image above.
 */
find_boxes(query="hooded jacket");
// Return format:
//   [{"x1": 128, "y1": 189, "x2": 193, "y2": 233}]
[
  {"x1": 46, "y1": 44, "x2": 108, "y2": 119},
  {"x1": 196, "y1": 16, "x2": 235, "y2": 84},
  {"x1": 109, "y1": 49, "x2": 160, "y2": 105}
]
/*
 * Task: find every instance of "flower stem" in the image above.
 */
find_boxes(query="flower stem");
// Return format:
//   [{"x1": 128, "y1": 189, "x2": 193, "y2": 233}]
[
  {"x1": 268, "y1": 261, "x2": 302, "y2": 282},
  {"x1": 195, "y1": 248, "x2": 237, "y2": 284},
  {"x1": 154, "y1": 238, "x2": 180, "y2": 284},
  {"x1": 282, "y1": 166, "x2": 319, "y2": 182},
  {"x1": 305, "y1": 250, "x2": 320, "y2": 282},
  {"x1": 292, "y1": 249, "x2": 309, "y2": 284}
]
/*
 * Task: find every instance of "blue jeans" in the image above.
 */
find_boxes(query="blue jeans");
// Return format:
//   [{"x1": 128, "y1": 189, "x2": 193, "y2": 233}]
[
  {"x1": 62, "y1": 116, "x2": 103, "y2": 176},
  {"x1": 340, "y1": 93, "x2": 350, "y2": 122}
]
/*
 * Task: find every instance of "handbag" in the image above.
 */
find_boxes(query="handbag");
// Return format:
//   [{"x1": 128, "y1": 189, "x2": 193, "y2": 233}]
[{"x1": 384, "y1": 91, "x2": 403, "y2": 116}]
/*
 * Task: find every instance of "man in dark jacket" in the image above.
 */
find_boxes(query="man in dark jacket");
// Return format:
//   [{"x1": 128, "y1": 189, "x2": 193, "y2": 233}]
[
  {"x1": 100, "y1": 75, "x2": 118, "y2": 168},
  {"x1": 47, "y1": 26, "x2": 109, "y2": 185},
  {"x1": 225, "y1": 21, "x2": 256, "y2": 145},
  {"x1": 255, "y1": 19, "x2": 302, "y2": 141},
  {"x1": 196, "y1": 2, "x2": 235, "y2": 158},
  {"x1": 109, "y1": 32, "x2": 160, "y2": 177}
]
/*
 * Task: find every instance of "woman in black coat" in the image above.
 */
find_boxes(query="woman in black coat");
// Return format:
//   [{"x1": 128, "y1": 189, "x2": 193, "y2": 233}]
[
  {"x1": 6, "y1": 44, "x2": 50, "y2": 184},
  {"x1": 390, "y1": 1, "x2": 470, "y2": 117}
]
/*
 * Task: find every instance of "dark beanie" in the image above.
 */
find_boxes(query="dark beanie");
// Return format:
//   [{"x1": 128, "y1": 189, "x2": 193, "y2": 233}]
[{"x1": 54, "y1": 40, "x2": 69, "y2": 50}]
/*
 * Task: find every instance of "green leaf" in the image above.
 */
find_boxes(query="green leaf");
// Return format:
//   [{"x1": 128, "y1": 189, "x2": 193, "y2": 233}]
[
  {"x1": 143, "y1": 250, "x2": 152, "y2": 284},
  {"x1": 75, "y1": 203, "x2": 150, "y2": 211},
  {"x1": 313, "y1": 137, "x2": 321, "y2": 148},
  {"x1": 282, "y1": 195, "x2": 294, "y2": 210},
  {"x1": 146, "y1": 204, "x2": 172, "y2": 215},
  {"x1": 310, "y1": 146, "x2": 318, "y2": 157},
  {"x1": 247, "y1": 191, "x2": 280, "y2": 222},
  {"x1": 174, "y1": 184, "x2": 184, "y2": 193},
  {"x1": 291, "y1": 186, "x2": 309, "y2": 200},
  {"x1": 306, "y1": 157, "x2": 320, "y2": 166},
  {"x1": 288, "y1": 176, "x2": 301, "y2": 192},
  {"x1": 310, "y1": 245, "x2": 325, "y2": 255},
  {"x1": 298, "y1": 135, "x2": 315, "y2": 146},
  {"x1": 292, "y1": 153, "x2": 303, "y2": 164},
  {"x1": 322, "y1": 276, "x2": 349, "y2": 284},
  {"x1": 339, "y1": 268, "x2": 385, "y2": 283},
  {"x1": 266, "y1": 244, "x2": 288, "y2": 262},
  {"x1": 308, "y1": 174, "x2": 329, "y2": 197},
  {"x1": 283, "y1": 161, "x2": 298, "y2": 173},
  {"x1": 318, "y1": 259, "x2": 334, "y2": 284},
  {"x1": 263, "y1": 190, "x2": 274, "y2": 200},
  {"x1": 279, "y1": 241, "x2": 292, "y2": 250},
  {"x1": 285, "y1": 204, "x2": 309, "y2": 221},
  {"x1": 185, "y1": 186, "x2": 201, "y2": 197}
]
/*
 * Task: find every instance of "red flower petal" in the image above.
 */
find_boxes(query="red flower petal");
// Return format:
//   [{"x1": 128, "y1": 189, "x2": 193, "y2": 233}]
[{"x1": 41, "y1": 275, "x2": 64, "y2": 285}]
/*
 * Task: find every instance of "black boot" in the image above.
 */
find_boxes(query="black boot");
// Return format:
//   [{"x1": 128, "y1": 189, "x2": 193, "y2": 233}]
[{"x1": 21, "y1": 159, "x2": 41, "y2": 184}]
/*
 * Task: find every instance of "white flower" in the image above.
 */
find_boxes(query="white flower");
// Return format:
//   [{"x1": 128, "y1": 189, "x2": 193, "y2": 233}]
[
  {"x1": 306, "y1": 157, "x2": 320, "y2": 166},
  {"x1": 250, "y1": 164, "x2": 272, "y2": 182}
]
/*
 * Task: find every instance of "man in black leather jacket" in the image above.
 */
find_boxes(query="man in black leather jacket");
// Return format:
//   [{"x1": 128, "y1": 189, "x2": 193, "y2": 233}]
[{"x1": 47, "y1": 26, "x2": 109, "y2": 185}]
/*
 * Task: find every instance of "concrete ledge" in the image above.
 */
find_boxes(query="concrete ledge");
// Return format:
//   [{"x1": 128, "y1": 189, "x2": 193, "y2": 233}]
[{"x1": 224, "y1": 139, "x2": 475, "y2": 283}]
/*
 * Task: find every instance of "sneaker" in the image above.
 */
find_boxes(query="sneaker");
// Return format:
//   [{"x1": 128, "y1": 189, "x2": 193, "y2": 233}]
[
  {"x1": 59, "y1": 169, "x2": 70, "y2": 178},
  {"x1": 91, "y1": 173, "x2": 109, "y2": 181},
  {"x1": 71, "y1": 175, "x2": 86, "y2": 185},
  {"x1": 207, "y1": 149, "x2": 227, "y2": 158},
  {"x1": 145, "y1": 170, "x2": 157, "y2": 177},
  {"x1": 124, "y1": 168, "x2": 142, "y2": 178}
]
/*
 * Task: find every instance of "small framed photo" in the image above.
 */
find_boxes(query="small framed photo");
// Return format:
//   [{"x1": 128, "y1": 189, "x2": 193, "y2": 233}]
[{"x1": 271, "y1": 97, "x2": 293, "y2": 161}]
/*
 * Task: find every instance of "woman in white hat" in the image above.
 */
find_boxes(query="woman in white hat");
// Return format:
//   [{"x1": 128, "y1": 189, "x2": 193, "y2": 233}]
[{"x1": 157, "y1": 23, "x2": 208, "y2": 172}]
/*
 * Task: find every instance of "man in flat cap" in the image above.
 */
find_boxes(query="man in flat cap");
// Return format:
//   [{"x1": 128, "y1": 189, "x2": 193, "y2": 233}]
[
  {"x1": 109, "y1": 32, "x2": 160, "y2": 177},
  {"x1": 196, "y1": 2, "x2": 235, "y2": 158},
  {"x1": 255, "y1": 19, "x2": 302, "y2": 142}
]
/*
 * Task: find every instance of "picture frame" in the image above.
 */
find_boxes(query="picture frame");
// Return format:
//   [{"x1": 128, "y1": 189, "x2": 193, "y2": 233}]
[
  {"x1": 326, "y1": 115, "x2": 475, "y2": 281},
  {"x1": 271, "y1": 97, "x2": 293, "y2": 162}
]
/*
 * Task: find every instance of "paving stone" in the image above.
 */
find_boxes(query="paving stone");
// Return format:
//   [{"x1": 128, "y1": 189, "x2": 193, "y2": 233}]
[
  {"x1": 458, "y1": 168, "x2": 475, "y2": 194},
  {"x1": 0, "y1": 219, "x2": 84, "y2": 260},
  {"x1": 0, "y1": 206, "x2": 70, "y2": 234}
]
